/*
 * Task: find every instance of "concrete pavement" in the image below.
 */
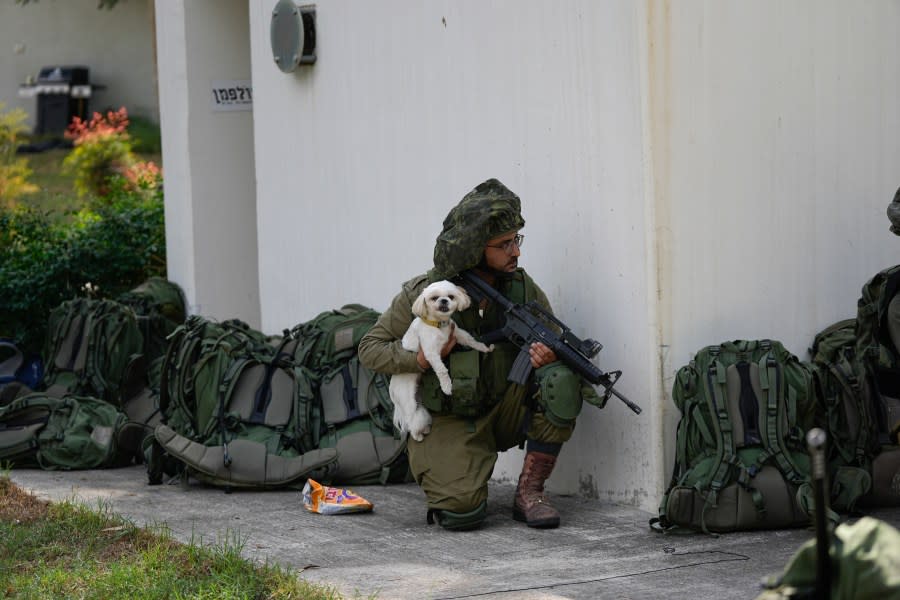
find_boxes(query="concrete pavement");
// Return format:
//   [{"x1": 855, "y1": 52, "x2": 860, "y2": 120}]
[{"x1": 9, "y1": 465, "x2": 900, "y2": 599}]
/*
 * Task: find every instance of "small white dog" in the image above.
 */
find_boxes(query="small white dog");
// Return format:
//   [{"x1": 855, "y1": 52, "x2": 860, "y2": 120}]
[{"x1": 390, "y1": 280, "x2": 493, "y2": 441}]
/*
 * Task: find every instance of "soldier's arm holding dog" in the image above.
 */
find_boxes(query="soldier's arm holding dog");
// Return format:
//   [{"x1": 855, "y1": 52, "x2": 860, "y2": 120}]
[{"x1": 359, "y1": 276, "x2": 456, "y2": 374}]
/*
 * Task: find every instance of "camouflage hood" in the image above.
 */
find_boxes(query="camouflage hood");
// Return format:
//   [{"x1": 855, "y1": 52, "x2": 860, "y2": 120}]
[
  {"x1": 888, "y1": 186, "x2": 900, "y2": 236},
  {"x1": 428, "y1": 179, "x2": 525, "y2": 281}
]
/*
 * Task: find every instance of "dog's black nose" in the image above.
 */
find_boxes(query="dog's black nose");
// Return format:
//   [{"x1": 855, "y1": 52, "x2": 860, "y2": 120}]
[{"x1": 439, "y1": 298, "x2": 449, "y2": 305}]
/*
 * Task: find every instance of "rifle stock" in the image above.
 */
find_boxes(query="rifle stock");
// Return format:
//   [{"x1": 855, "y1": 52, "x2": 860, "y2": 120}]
[{"x1": 458, "y1": 271, "x2": 641, "y2": 415}]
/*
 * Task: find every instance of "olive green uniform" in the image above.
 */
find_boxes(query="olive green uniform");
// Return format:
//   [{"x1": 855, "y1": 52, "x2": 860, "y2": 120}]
[
  {"x1": 358, "y1": 178, "x2": 588, "y2": 526},
  {"x1": 358, "y1": 270, "x2": 578, "y2": 515}
]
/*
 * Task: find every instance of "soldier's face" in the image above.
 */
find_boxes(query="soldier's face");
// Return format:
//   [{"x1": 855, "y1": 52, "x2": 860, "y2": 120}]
[{"x1": 483, "y1": 231, "x2": 521, "y2": 273}]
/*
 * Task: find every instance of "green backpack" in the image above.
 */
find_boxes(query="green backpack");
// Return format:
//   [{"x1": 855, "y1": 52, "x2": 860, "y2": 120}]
[
  {"x1": 853, "y1": 265, "x2": 900, "y2": 506},
  {"x1": 285, "y1": 305, "x2": 409, "y2": 485},
  {"x1": 149, "y1": 316, "x2": 337, "y2": 489},
  {"x1": 809, "y1": 319, "x2": 880, "y2": 473},
  {"x1": 107, "y1": 278, "x2": 189, "y2": 459},
  {"x1": 654, "y1": 340, "x2": 868, "y2": 534},
  {"x1": 855, "y1": 264, "x2": 900, "y2": 444},
  {"x1": 41, "y1": 298, "x2": 144, "y2": 405},
  {"x1": 286, "y1": 304, "x2": 382, "y2": 372},
  {"x1": 117, "y1": 277, "x2": 187, "y2": 372},
  {"x1": 757, "y1": 516, "x2": 900, "y2": 599},
  {"x1": 0, "y1": 392, "x2": 131, "y2": 469}
]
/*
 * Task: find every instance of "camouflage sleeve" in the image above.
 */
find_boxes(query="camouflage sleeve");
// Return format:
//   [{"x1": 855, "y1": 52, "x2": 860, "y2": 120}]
[
  {"x1": 522, "y1": 269, "x2": 554, "y2": 315},
  {"x1": 533, "y1": 283, "x2": 553, "y2": 315},
  {"x1": 358, "y1": 277, "x2": 427, "y2": 375}
]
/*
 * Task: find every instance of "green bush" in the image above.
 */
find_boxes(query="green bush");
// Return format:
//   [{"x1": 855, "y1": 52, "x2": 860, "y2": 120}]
[
  {"x1": 128, "y1": 115, "x2": 162, "y2": 155},
  {"x1": 0, "y1": 180, "x2": 166, "y2": 354},
  {"x1": 62, "y1": 108, "x2": 134, "y2": 199},
  {"x1": 62, "y1": 107, "x2": 162, "y2": 202},
  {"x1": 0, "y1": 102, "x2": 38, "y2": 207}
]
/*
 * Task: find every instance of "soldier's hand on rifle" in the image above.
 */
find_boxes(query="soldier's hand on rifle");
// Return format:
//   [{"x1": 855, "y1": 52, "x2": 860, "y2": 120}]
[{"x1": 529, "y1": 342, "x2": 557, "y2": 368}]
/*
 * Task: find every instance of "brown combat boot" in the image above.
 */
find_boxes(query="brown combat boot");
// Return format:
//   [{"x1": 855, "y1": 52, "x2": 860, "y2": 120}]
[{"x1": 512, "y1": 450, "x2": 560, "y2": 528}]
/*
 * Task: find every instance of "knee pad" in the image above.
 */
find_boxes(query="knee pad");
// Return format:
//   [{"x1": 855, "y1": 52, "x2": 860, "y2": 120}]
[
  {"x1": 426, "y1": 500, "x2": 487, "y2": 531},
  {"x1": 534, "y1": 363, "x2": 584, "y2": 426}
]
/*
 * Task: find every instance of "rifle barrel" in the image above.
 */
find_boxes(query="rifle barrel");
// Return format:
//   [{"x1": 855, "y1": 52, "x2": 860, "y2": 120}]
[{"x1": 607, "y1": 385, "x2": 642, "y2": 415}]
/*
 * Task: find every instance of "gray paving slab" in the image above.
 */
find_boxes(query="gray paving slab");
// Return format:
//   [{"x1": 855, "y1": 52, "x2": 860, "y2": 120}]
[{"x1": 8, "y1": 465, "x2": 900, "y2": 600}]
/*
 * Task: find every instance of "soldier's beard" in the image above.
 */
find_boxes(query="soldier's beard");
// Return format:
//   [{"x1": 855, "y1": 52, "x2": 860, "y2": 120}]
[{"x1": 476, "y1": 257, "x2": 517, "y2": 279}]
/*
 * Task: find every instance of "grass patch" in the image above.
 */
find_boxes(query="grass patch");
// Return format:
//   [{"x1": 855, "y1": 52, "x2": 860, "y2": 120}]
[
  {"x1": 20, "y1": 147, "x2": 79, "y2": 214},
  {"x1": 21, "y1": 147, "x2": 162, "y2": 215},
  {"x1": 0, "y1": 474, "x2": 348, "y2": 599}
]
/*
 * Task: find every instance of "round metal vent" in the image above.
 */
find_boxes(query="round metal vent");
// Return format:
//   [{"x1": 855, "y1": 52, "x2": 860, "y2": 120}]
[{"x1": 270, "y1": 1, "x2": 316, "y2": 73}]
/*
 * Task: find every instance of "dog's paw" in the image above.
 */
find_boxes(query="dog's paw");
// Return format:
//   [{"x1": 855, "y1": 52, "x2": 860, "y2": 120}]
[
  {"x1": 411, "y1": 423, "x2": 432, "y2": 441},
  {"x1": 409, "y1": 406, "x2": 432, "y2": 442},
  {"x1": 485, "y1": 344, "x2": 495, "y2": 352},
  {"x1": 440, "y1": 380, "x2": 453, "y2": 395}
]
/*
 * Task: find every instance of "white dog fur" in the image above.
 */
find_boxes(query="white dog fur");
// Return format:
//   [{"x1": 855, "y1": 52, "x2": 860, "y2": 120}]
[{"x1": 390, "y1": 280, "x2": 493, "y2": 441}]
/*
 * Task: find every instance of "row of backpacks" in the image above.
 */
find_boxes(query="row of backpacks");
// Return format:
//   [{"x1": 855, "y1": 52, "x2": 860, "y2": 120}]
[
  {"x1": 0, "y1": 277, "x2": 410, "y2": 490},
  {"x1": 654, "y1": 264, "x2": 900, "y2": 534}
]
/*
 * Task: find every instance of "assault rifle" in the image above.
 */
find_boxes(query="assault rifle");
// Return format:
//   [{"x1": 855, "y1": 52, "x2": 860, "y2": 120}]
[{"x1": 458, "y1": 270, "x2": 641, "y2": 415}]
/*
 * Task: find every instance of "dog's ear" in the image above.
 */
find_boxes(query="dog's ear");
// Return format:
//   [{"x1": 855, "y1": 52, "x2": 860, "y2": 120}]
[
  {"x1": 411, "y1": 290, "x2": 429, "y2": 319},
  {"x1": 455, "y1": 285, "x2": 472, "y2": 311}
]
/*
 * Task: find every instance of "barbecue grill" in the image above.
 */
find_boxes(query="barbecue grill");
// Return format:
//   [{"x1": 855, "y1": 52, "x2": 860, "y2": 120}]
[{"x1": 18, "y1": 65, "x2": 102, "y2": 136}]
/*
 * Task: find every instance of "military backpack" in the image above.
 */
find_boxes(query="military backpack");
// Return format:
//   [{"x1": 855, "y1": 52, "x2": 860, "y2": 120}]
[
  {"x1": 809, "y1": 319, "x2": 880, "y2": 472},
  {"x1": 654, "y1": 340, "x2": 869, "y2": 534},
  {"x1": 117, "y1": 277, "x2": 187, "y2": 373},
  {"x1": 41, "y1": 297, "x2": 144, "y2": 405},
  {"x1": 851, "y1": 265, "x2": 900, "y2": 507},
  {"x1": 149, "y1": 316, "x2": 336, "y2": 489},
  {"x1": 0, "y1": 392, "x2": 131, "y2": 470},
  {"x1": 284, "y1": 305, "x2": 409, "y2": 485},
  {"x1": 855, "y1": 264, "x2": 900, "y2": 445}
]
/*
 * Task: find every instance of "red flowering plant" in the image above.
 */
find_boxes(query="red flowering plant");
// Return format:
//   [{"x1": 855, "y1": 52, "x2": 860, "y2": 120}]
[{"x1": 63, "y1": 107, "x2": 161, "y2": 200}]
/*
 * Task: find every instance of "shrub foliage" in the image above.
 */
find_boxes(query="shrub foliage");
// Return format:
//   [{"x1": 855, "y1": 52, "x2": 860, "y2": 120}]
[
  {"x1": 0, "y1": 182, "x2": 166, "y2": 354},
  {"x1": 63, "y1": 107, "x2": 161, "y2": 201},
  {"x1": 0, "y1": 103, "x2": 38, "y2": 207}
]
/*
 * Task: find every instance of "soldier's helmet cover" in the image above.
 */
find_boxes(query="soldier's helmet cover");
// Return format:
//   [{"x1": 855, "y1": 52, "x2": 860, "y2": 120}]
[
  {"x1": 888, "y1": 186, "x2": 900, "y2": 236},
  {"x1": 428, "y1": 178, "x2": 526, "y2": 281}
]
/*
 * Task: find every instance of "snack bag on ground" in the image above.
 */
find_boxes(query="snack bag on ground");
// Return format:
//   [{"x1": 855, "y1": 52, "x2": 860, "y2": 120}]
[{"x1": 302, "y1": 478, "x2": 373, "y2": 514}]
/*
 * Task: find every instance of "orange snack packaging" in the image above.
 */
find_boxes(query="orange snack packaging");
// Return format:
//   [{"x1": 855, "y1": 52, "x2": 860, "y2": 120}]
[{"x1": 301, "y1": 479, "x2": 373, "y2": 515}]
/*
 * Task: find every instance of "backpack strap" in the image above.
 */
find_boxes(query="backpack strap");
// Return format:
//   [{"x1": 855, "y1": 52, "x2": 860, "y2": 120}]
[
  {"x1": 156, "y1": 321, "x2": 186, "y2": 419},
  {"x1": 707, "y1": 353, "x2": 736, "y2": 489},
  {"x1": 84, "y1": 304, "x2": 115, "y2": 401},
  {"x1": 828, "y1": 354, "x2": 870, "y2": 465},
  {"x1": 249, "y1": 333, "x2": 292, "y2": 425},
  {"x1": 214, "y1": 354, "x2": 251, "y2": 466},
  {"x1": 758, "y1": 346, "x2": 804, "y2": 487},
  {"x1": 707, "y1": 347, "x2": 777, "y2": 529},
  {"x1": 48, "y1": 300, "x2": 82, "y2": 371},
  {"x1": 700, "y1": 349, "x2": 741, "y2": 533}
]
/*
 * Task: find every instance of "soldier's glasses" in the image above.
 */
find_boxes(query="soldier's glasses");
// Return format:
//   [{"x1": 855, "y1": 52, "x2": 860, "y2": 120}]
[{"x1": 485, "y1": 234, "x2": 524, "y2": 254}]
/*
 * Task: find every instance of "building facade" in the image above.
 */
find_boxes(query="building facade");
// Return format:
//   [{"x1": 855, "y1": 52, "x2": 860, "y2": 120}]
[{"x1": 154, "y1": 0, "x2": 900, "y2": 512}]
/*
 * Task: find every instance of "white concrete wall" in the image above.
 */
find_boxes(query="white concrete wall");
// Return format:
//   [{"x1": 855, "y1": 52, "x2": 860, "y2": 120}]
[
  {"x1": 247, "y1": 0, "x2": 657, "y2": 504},
  {"x1": 648, "y1": 0, "x2": 900, "y2": 486},
  {"x1": 155, "y1": 0, "x2": 900, "y2": 512},
  {"x1": 0, "y1": 0, "x2": 158, "y2": 126},
  {"x1": 155, "y1": 0, "x2": 261, "y2": 326}
]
